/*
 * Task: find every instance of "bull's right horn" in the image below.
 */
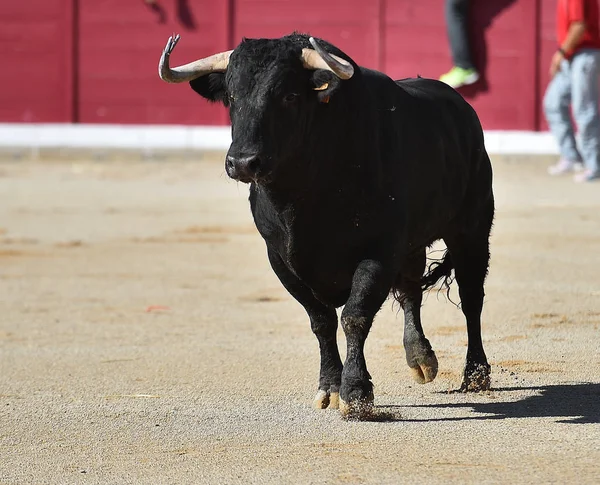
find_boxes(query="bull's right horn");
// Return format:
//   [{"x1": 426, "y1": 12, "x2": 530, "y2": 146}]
[{"x1": 159, "y1": 34, "x2": 232, "y2": 83}]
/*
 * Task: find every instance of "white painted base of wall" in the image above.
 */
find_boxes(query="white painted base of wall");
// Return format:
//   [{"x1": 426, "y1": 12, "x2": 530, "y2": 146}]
[{"x1": 0, "y1": 123, "x2": 559, "y2": 155}]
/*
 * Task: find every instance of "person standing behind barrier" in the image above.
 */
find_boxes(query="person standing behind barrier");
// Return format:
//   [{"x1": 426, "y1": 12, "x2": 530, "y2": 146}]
[
  {"x1": 545, "y1": 0, "x2": 600, "y2": 182},
  {"x1": 439, "y1": 0, "x2": 480, "y2": 89}
]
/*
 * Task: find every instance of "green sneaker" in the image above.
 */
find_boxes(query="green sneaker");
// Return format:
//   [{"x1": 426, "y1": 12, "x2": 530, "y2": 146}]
[{"x1": 439, "y1": 66, "x2": 480, "y2": 89}]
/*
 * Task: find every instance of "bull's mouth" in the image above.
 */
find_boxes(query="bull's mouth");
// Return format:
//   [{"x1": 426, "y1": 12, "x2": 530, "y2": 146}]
[
  {"x1": 232, "y1": 175, "x2": 254, "y2": 184},
  {"x1": 228, "y1": 172, "x2": 272, "y2": 185}
]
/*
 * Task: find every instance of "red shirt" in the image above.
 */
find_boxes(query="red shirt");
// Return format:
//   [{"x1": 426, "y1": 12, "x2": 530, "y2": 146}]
[{"x1": 557, "y1": 0, "x2": 600, "y2": 57}]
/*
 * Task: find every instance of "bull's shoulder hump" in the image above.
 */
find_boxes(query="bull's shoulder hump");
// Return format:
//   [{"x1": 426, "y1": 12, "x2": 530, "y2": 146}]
[
  {"x1": 394, "y1": 77, "x2": 465, "y2": 102},
  {"x1": 360, "y1": 69, "x2": 462, "y2": 103}
]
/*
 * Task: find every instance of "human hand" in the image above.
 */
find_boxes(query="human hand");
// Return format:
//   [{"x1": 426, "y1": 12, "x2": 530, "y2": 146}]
[{"x1": 549, "y1": 51, "x2": 564, "y2": 78}]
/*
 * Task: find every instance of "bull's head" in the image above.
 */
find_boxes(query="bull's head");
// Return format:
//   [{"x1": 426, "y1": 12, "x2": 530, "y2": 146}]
[{"x1": 158, "y1": 34, "x2": 355, "y2": 183}]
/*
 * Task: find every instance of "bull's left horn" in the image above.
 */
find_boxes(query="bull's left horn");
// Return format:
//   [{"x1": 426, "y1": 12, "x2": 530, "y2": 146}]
[
  {"x1": 159, "y1": 34, "x2": 233, "y2": 83},
  {"x1": 300, "y1": 37, "x2": 354, "y2": 80}
]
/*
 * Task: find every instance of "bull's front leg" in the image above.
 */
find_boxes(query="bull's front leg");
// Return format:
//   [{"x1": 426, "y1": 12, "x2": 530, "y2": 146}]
[
  {"x1": 340, "y1": 258, "x2": 394, "y2": 419},
  {"x1": 267, "y1": 250, "x2": 343, "y2": 409}
]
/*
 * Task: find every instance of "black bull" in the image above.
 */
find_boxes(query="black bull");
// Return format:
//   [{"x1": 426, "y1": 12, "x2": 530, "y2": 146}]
[{"x1": 159, "y1": 33, "x2": 494, "y2": 418}]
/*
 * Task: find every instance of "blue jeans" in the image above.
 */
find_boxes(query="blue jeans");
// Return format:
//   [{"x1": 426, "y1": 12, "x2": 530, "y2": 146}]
[{"x1": 543, "y1": 49, "x2": 600, "y2": 175}]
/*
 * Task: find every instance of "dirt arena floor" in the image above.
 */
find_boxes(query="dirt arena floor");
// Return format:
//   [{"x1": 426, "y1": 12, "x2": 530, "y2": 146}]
[{"x1": 0, "y1": 154, "x2": 599, "y2": 484}]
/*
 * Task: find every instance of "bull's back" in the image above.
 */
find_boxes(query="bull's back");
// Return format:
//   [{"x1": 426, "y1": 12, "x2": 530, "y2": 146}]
[
  {"x1": 363, "y1": 69, "x2": 491, "y2": 243},
  {"x1": 392, "y1": 77, "x2": 485, "y2": 162},
  {"x1": 397, "y1": 77, "x2": 491, "y2": 238}
]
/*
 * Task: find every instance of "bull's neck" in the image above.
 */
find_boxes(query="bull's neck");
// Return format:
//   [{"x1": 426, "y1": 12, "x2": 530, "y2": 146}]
[
  {"x1": 256, "y1": 150, "x2": 380, "y2": 217},
  {"x1": 266, "y1": 139, "x2": 380, "y2": 205}
]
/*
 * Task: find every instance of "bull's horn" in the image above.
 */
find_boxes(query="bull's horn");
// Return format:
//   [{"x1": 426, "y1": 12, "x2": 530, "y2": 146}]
[
  {"x1": 300, "y1": 37, "x2": 354, "y2": 80},
  {"x1": 158, "y1": 34, "x2": 232, "y2": 83}
]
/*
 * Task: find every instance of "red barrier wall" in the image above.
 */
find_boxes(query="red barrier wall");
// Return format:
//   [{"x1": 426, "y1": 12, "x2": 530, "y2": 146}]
[
  {"x1": 539, "y1": 0, "x2": 559, "y2": 131},
  {"x1": 0, "y1": 0, "x2": 571, "y2": 131},
  {"x1": 78, "y1": 0, "x2": 230, "y2": 125},
  {"x1": 233, "y1": 0, "x2": 382, "y2": 70},
  {"x1": 0, "y1": 1, "x2": 74, "y2": 122},
  {"x1": 383, "y1": 0, "x2": 538, "y2": 130}
]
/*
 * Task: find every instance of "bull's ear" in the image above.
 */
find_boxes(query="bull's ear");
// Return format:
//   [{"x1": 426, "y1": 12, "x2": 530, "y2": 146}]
[
  {"x1": 310, "y1": 70, "x2": 342, "y2": 104},
  {"x1": 189, "y1": 73, "x2": 229, "y2": 107}
]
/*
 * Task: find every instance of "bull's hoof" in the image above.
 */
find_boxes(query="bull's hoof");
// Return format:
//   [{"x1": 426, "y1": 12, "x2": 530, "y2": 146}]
[
  {"x1": 405, "y1": 337, "x2": 438, "y2": 384},
  {"x1": 408, "y1": 350, "x2": 438, "y2": 384},
  {"x1": 339, "y1": 392, "x2": 374, "y2": 420},
  {"x1": 328, "y1": 392, "x2": 340, "y2": 409},
  {"x1": 405, "y1": 339, "x2": 438, "y2": 384},
  {"x1": 313, "y1": 390, "x2": 340, "y2": 410},
  {"x1": 460, "y1": 362, "x2": 491, "y2": 392}
]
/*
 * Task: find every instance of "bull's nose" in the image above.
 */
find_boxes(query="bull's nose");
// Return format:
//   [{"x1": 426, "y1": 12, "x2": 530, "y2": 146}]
[{"x1": 226, "y1": 154, "x2": 261, "y2": 181}]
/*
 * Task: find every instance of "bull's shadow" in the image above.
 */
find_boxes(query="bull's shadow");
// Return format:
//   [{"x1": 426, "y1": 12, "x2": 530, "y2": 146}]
[{"x1": 390, "y1": 382, "x2": 600, "y2": 424}]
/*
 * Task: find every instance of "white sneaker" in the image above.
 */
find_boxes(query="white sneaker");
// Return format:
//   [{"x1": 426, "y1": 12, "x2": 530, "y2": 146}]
[
  {"x1": 548, "y1": 159, "x2": 583, "y2": 175},
  {"x1": 574, "y1": 169, "x2": 600, "y2": 182}
]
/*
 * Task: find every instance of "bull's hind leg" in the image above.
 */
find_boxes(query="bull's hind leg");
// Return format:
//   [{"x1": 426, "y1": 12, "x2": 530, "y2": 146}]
[
  {"x1": 267, "y1": 250, "x2": 342, "y2": 409},
  {"x1": 445, "y1": 206, "x2": 494, "y2": 392},
  {"x1": 397, "y1": 250, "x2": 438, "y2": 384}
]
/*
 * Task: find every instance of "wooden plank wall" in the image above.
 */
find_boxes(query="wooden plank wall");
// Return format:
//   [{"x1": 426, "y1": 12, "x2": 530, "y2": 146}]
[
  {"x1": 0, "y1": 0, "x2": 75, "y2": 122},
  {"x1": 0, "y1": 0, "x2": 567, "y2": 130}
]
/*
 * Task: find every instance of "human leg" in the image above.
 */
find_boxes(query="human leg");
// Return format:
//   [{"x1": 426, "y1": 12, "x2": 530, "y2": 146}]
[
  {"x1": 571, "y1": 49, "x2": 600, "y2": 182},
  {"x1": 440, "y1": 0, "x2": 479, "y2": 88},
  {"x1": 543, "y1": 59, "x2": 583, "y2": 174},
  {"x1": 445, "y1": 0, "x2": 474, "y2": 69}
]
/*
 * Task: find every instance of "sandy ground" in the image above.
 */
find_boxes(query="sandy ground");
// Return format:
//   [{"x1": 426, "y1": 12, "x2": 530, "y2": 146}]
[{"x1": 0, "y1": 155, "x2": 599, "y2": 485}]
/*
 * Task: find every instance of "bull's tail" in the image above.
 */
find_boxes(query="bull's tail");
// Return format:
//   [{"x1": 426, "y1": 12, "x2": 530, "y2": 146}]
[{"x1": 421, "y1": 250, "x2": 454, "y2": 293}]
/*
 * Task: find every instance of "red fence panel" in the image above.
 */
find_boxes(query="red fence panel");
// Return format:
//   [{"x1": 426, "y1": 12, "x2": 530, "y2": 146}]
[
  {"x1": 0, "y1": 0, "x2": 568, "y2": 130},
  {"x1": 77, "y1": 0, "x2": 229, "y2": 125},
  {"x1": 384, "y1": 0, "x2": 538, "y2": 131},
  {"x1": 470, "y1": 0, "x2": 538, "y2": 131},
  {"x1": 384, "y1": 1, "x2": 450, "y2": 80},
  {"x1": 538, "y1": 0, "x2": 558, "y2": 131},
  {"x1": 233, "y1": 0, "x2": 382, "y2": 70},
  {"x1": 0, "y1": 0, "x2": 74, "y2": 122}
]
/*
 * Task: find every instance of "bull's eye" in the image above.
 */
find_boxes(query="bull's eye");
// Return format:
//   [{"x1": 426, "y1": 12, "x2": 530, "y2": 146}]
[
  {"x1": 282, "y1": 93, "x2": 299, "y2": 105},
  {"x1": 229, "y1": 94, "x2": 235, "y2": 102}
]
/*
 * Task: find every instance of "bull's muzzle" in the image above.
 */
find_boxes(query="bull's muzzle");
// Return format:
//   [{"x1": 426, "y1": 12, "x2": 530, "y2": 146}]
[{"x1": 225, "y1": 153, "x2": 264, "y2": 183}]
